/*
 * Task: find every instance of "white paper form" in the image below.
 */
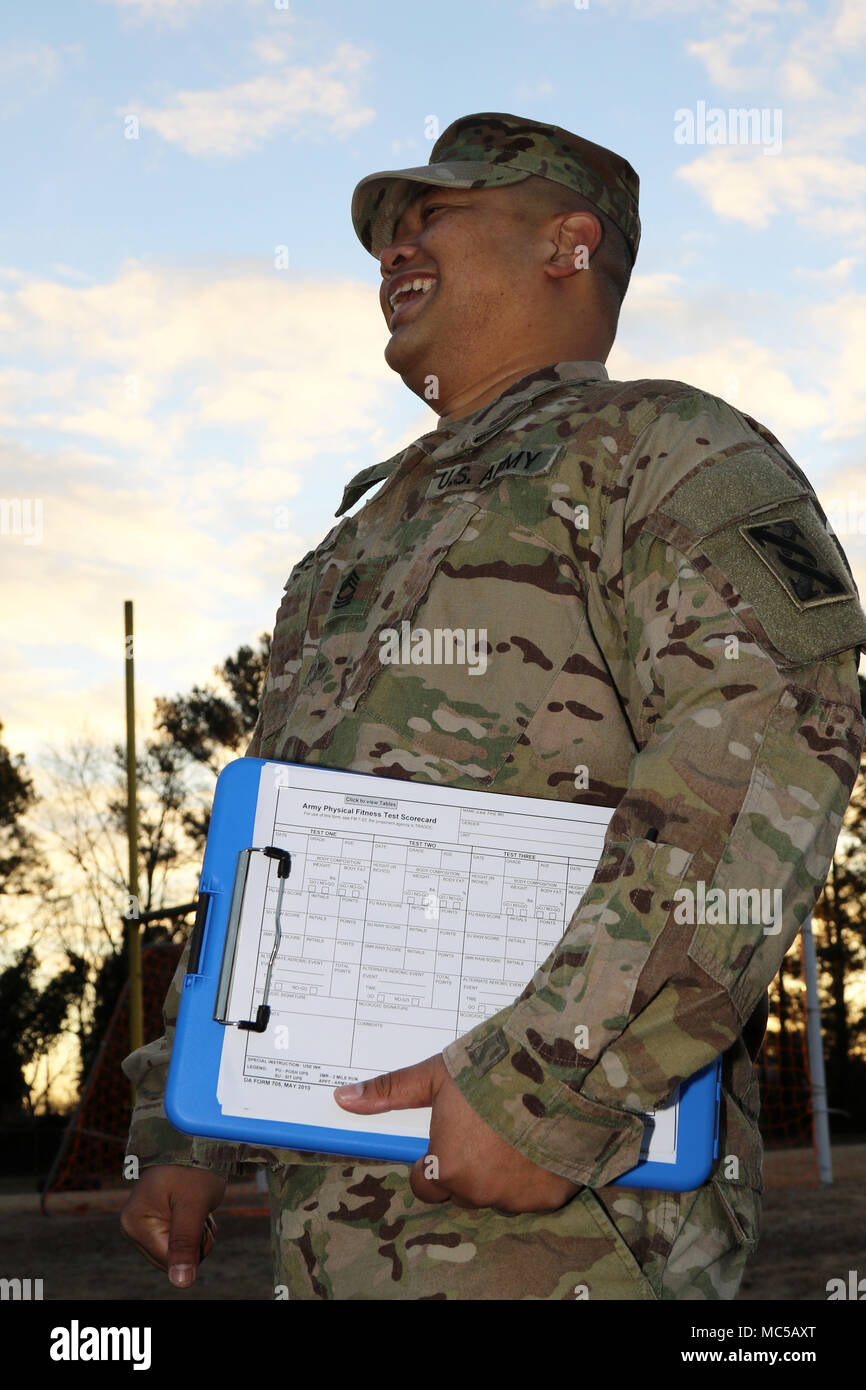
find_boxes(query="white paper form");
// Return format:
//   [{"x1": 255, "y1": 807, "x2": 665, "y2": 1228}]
[{"x1": 216, "y1": 762, "x2": 679, "y2": 1161}]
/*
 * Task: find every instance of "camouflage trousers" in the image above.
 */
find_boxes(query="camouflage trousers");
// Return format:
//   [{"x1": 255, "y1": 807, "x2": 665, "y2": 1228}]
[{"x1": 266, "y1": 1161, "x2": 760, "y2": 1301}]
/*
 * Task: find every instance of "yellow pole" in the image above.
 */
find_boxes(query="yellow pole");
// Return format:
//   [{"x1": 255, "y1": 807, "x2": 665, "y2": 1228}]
[{"x1": 124, "y1": 600, "x2": 143, "y2": 1074}]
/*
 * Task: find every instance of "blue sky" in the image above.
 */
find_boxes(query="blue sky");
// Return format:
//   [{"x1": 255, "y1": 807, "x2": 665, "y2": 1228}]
[{"x1": 2, "y1": 0, "x2": 865, "y2": 774}]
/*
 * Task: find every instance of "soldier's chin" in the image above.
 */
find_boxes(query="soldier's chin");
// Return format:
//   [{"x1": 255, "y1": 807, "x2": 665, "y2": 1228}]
[{"x1": 384, "y1": 317, "x2": 435, "y2": 372}]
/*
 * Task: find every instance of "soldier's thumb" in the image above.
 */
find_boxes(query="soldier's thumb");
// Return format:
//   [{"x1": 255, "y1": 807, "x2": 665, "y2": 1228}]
[
  {"x1": 167, "y1": 1199, "x2": 208, "y2": 1288},
  {"x1": 334, "y1": 1054, "x2": 444, "y2": 1114}
]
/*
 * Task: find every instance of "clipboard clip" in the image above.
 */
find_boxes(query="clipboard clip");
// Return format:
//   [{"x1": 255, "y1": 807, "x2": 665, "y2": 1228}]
[{"x1": 214, "y1": 845, "x2": 292, "y2": 1034}]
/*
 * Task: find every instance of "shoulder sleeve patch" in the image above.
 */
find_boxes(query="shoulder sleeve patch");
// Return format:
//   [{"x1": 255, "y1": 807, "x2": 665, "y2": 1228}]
[
  {"x1": 739, "y1": 516, "x2": 851, "y2": 609},
  {"x1": 644, "y1": 451, "x2": 866, "y2": 666}
]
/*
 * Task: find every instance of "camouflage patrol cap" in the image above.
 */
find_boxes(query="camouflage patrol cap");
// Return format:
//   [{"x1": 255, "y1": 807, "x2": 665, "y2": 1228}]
[{"x1": 351, "y1": 111, "x2": 641, "y2": 265}]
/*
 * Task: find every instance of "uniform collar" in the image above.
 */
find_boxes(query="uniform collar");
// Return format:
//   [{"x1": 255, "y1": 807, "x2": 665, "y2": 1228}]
[{"x1": 336, "y1": 360, "x2": 608, "y2": 516}]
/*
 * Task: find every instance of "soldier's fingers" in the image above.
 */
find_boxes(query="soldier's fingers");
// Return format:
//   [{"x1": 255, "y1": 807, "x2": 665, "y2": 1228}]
[
  {"x1": 447, "y1": 1193, "x2": 483, "y2": 1210},
  {"x1": 409, "y1": 1156, "x2": 452, "y2": 1205},
  {"x1": 122, "y1": 1203, "x2": 216, "y2": 1279},
  {"x1": 166, "y1": 1198, "x2": 214, "y2": 1288},
  {"x1": 335, "y1": 1054, "x2": 444, "y2": 1114},
  {"x1": 121, "y1": 1226, "x2": 171, "y2": 1274},
  {"x1": 120, "y1": 1196, "x2": 171, "y2": 1272}
]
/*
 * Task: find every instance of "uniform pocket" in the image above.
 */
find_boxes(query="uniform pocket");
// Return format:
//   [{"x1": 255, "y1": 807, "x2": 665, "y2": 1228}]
[
  {"x1": 331, "y1": 498, "x2": 483, "y2": 713},
  {"x1": 710, "y1": 1175, "x2": 761, "y2": 1255},
  {"x1": 575, "y1": 1186, "x2": 662, "y2": 1299},
  {"x1": 355, "y1": 505, "x2": 588, "y2": 786},
  {"x1": 659, "y1": 1177, "x2": 760, "y2": 1298},
  {"x1": 281, "y1": 1161, "x2": 659, "y2": 1300}
]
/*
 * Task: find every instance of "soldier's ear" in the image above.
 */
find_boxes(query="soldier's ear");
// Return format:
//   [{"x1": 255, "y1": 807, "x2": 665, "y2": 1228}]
[{"x1": 544, "y1": 211, "x2": 602, "y2": 279}]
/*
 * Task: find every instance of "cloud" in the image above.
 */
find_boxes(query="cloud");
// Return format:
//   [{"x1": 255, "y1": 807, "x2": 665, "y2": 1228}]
[
  {"x1": 513, "y1": 80, "x2": 555, "y2": 102},
  {"x1": 794, "y1": 256, "x2": 860, "y2": 284},
  {"x1": 127, "y1": 43, "x2": 374, "y2": 156},
  {"x1": 0, "y1": 257, "x2": 405, "y2": 760},
  {"x1": 47, "y1": 264, "x2": 93, "y2": 283},
  {"x1": 686, "y1": 33, "x2": 752, "y2": 89},
  {"x1": 780, "y1": 58, "x2": 825, "y2": 101},
  {"x1": 675, "y1": 145, "x2": 866, "y2": 242},
  {"x1": 611, "y1": 271, "x2": 866, "y2": 613},
  {"x1": 682, "y1": 0, "x2": 865, "y2": 94},
  {"x1": 611, "y1": 330, "x2": 827, "y2": 434},
  {"x1": 0, "y1": 41, "x2": 64, "y2": 85},
  {"x1": 1, "y1": 258, "x2": 396, "y2": 462},
  {"x1": 247, "y1": 34, "x2": 295, "y2": 67},
  {"x1": 809, "y1": 291, "x2": 866, "y2": 441},
  {"x1": 833, "y1": 0, "x2": 866, "y2": 44},
  {"x1": 98, "y1": 0, "x2": 218, "y2": 21},
  {"x1": 530, "y1": 0, "x2": 790, "y2": 15},
  {"x1": 0, "y1": 41, "x2": 74, "y2": 115},
  {"x1": 0, "y1": 433, "x2": 325, "y2": 761},
  {"x1": 613, "y1": 271, "x2": 866, "y2": 443},
  {"x1": 788, "y1": 0, "x2": 866, "y2": 67}
]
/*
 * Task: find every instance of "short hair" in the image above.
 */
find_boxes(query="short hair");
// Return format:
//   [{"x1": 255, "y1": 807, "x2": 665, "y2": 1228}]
[{"x1": 508, "y1": 174, "x2": 633, "y2": 329}]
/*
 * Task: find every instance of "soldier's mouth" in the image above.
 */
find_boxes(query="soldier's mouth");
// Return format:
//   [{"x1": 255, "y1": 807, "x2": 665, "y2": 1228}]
[{"x1": 388, "y1": 279, "x2": 437, "y2": 329}]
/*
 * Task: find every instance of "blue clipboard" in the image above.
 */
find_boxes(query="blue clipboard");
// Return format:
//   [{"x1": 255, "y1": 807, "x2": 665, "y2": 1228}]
[{"x1": 166, "y1": 758, "x2": 722, "y2": 1191}]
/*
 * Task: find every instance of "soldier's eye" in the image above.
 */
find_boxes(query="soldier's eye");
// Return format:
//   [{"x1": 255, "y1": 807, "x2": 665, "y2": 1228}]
[{"x1": 421, "y1": 205, "x2": 446, "y2": 219}]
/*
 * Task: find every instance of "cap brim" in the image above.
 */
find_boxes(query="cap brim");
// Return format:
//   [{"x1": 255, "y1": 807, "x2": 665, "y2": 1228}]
[{"x1": 351, "y1": 161, "x2": 531, "y2": 258}]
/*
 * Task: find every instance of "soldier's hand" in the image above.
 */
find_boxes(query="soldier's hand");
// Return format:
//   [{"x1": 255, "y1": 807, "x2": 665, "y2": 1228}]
[
  {"x1": 334, "y1": 1054, "x2": 577, "y2": 1214},
  {"x1": 120, "y1": 1163, "x2": 226, "y2": 1288}
]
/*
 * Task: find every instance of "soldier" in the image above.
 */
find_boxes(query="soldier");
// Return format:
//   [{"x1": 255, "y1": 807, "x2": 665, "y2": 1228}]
[{"x1": 121, "y1": 113, "x2": 866, "y2": 1300}]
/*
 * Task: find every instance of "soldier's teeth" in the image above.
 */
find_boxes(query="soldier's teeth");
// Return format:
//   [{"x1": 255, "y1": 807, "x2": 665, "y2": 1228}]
[{"x1": 390, "y1": 278, "x2": 434, "y2": 308}]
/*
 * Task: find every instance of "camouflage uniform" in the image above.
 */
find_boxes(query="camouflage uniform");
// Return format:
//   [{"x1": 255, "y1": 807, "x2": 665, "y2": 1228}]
[
  {"x1": 123, "y1": 116, "x2": 866, "y2": 1300},
  {"x1": 124, "y1": 360, "x2": 866, "y2": 1298}
]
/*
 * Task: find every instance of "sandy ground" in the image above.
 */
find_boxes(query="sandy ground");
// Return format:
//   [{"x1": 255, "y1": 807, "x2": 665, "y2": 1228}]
[{"x1": 1, "y1": 1144, "x2": 862, "y2": 1301}]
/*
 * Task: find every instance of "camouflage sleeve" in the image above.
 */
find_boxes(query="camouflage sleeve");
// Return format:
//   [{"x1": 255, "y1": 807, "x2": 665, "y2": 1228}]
[
  {"x1": 122, "y1": 712, "x2": 268, "y2": 1177},
  {"x1": 442, "y1": 395, "x2": 866, "y2": 1188},
  {"x1": 122, "y1": 939, "x2": 235, "y2": 1175}
]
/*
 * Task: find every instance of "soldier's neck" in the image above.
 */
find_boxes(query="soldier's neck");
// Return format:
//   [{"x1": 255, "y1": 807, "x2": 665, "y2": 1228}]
[
  {"x1": 436, "y1": 367, "x2": 542, "y2": 424},
  {"x1": 435, "y1": 352, "x2": 607, "y2": 425}
]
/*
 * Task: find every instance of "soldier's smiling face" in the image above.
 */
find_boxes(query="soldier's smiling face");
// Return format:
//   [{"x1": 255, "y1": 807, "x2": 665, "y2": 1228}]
[{"x1": 378, "y1": 183, "x2": 548, "y2": 406}]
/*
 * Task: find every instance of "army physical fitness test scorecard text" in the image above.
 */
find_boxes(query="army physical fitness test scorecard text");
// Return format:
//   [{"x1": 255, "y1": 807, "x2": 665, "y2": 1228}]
[{"x1": 166, "y1": 759, "x2": 721, "y2": 1190}]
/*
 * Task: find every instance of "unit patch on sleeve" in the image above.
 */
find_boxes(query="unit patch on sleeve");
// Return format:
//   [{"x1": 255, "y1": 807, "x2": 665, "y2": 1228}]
[
  {"x1": 425, "y1": 445, "x2": 563, "y2": 499},
  {"x1": 739, "y1": 516, "x2": 855, "y2": 610}
]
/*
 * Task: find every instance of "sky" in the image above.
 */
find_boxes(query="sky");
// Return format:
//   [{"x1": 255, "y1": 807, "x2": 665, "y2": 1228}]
[{"x1": 2, "y1": 0, "x2": 865, "y2": 782}]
